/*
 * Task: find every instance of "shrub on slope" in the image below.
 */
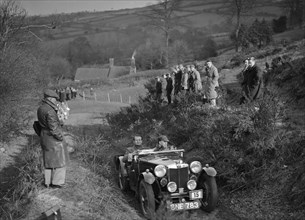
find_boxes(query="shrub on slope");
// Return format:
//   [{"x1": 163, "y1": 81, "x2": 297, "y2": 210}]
[{"x1": 107, "y1": 89, "x2": 283, "y2": 191}]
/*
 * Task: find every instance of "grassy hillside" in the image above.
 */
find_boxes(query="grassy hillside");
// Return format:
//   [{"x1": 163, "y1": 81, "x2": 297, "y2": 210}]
[{"x1": 105, "y1": 38, "x2": 305, "y2": 219}]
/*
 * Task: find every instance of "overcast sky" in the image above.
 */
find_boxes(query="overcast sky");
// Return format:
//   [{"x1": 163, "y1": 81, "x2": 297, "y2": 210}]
[{"x1": 18, "y1": 0, "x2": 156, "y2": 16}]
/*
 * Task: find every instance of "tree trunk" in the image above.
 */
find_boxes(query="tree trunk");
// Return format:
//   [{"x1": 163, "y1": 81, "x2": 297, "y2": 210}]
[
  {"x1": 165, "y1": 31, "x2": 169, "y2": 68},
  {"x1": 235, "y1": 11, "x2": 241, "y2": 52}
]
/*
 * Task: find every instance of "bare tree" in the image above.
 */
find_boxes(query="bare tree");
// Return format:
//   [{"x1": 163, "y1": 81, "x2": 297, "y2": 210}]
[
  {"x1": 0, "y1": 0, "x2": 26, "y2": 52},
  {"x1": 140, "y1": 0, "x2": 183, "y2": 67},
  {"x1": 225, "y1": 0, "x2": 257, "y2": 52},
  {"x1": 0, "y1": 0, "x2": 56, "y2": 54}
]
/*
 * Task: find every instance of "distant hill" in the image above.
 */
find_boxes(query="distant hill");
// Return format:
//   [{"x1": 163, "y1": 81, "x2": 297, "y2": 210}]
[{"x1": 36, "y1": 0, "x2": 284, "y2": 45}]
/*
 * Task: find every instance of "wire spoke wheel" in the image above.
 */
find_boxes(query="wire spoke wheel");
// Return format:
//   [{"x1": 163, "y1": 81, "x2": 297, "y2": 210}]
[
  {"x1": 200, "y1": 175, "x2": 218, "y2": 212},
  {"x1": 139, "y1": 180, "x2": 155, "y2": 219}
]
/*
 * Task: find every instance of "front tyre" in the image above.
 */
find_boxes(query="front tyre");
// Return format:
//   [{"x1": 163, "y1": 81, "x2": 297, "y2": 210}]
[
  {"x1": 139, "y1": 180, "x2": 155, "y2": 219},
  {"x1": 199, "y1": 175, "x2": 218, "y2": 212}
]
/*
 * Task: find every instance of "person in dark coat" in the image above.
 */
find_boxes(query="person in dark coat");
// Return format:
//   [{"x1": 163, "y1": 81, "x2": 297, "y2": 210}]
[
  {"x1": 37, "y1": 89, "x2": 69, "y2": 188},
  {"x1": 174, "y1": 65, "x2": 183, "y2": 95},
  {"x1": 239, "y1": 58, "x2": 250, "y2": 104},
  {"x1": 166, "y1": 73, "x2": 173, "y2": 104},
  {"x1": 187, "y1": 65, "x2": 195, "y2": 92},
  {"x1": 156, "y1": 77, "x2": 163, "y2": 102},
  {"x1": 240, "y1": 57, "x2": 264, "y2": 104},
  {"x1": 59, "y1": 88, "x2": 66, "y2": 103}
]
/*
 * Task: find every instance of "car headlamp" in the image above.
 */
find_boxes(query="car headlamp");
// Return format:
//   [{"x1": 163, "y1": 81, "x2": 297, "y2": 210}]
[
  {"x1": 190, "y1": 161, "x2": 202, "y2": 173},
  {"x1": 187, "y1": 180, "x2": 197, "y2": 190},
  {"x1": 167, "y1": 181, "x2": 177, "y2": 193},
  {"x1": 154, "y1": 165, "x2": 166, "y2": 178}
]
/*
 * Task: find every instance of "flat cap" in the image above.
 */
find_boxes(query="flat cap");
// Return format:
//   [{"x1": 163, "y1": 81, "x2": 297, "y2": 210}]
[
  {"x1": 44, "y1": 89, "x2": 59, "y2": 100},
  {"x1": 158, "y1": 135, "x2": 169, "y2": 142}
]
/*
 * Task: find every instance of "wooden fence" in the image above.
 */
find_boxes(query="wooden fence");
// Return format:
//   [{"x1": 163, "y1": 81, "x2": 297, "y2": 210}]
[{"x1": 79, "y1": 91, "x2": 137, "y2": 104}]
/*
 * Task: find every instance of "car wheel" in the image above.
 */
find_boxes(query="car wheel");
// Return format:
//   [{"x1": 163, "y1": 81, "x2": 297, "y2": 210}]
[
  {"x1": 139, "y1": 180, "x2": 155, "y2": 219},
  {"x1": 199, "y1": 175, "x2": 218, "y2": 212},
  {"x1": 118, "y1": 166, "x2": 129, "y2": 191}
]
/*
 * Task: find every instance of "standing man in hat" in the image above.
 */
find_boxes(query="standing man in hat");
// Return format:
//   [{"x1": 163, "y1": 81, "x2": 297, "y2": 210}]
[
  {"x1": 166, "y1": 73, "x2": 173, "y2": 104},
  {"x1": 37, "y1": 89, "x2": 69, "y2": 188},
  {"x1": 205, "y1": 60, "x2": 219, "y2": 107}
]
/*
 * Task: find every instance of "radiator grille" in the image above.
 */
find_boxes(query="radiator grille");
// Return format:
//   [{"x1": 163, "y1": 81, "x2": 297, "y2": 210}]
[{"x1": 168, "y1": 167, "x2": 189, "y2": 190}]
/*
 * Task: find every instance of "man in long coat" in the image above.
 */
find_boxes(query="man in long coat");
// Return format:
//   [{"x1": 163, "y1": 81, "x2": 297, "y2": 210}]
[
  {"x1": 174, "y1": 65, "x2": 182, "y2": 95},
  {"x1": 191, "y1": 65, "x2": 202, "y2": 93},
  {"x1": 37, "y1": 89, "x2": 69, "y2": 188},
  {"x1": 166, "y1": 73, "x2": 173, "y2": 104},
  {"x1": 240, "y1": 57, "x2": 264, "y2": 104},
  {"x1": 155, "y1": 77, "x2": 163, "y2": 102},
  {"x1": 205, "y1": 60, "x2": 219, "y2": 107}
]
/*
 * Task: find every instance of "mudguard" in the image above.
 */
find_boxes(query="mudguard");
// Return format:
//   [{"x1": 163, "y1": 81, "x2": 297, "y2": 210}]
[
  {"x1": 203, "y1": 166, "x2": 217, "y2": 177},
  {"x1": 141, "y1": 172, "x2": 155, "y2": 184},
  {"x1": 118, "y1": 156, "x2": 127, "y2": 176}
]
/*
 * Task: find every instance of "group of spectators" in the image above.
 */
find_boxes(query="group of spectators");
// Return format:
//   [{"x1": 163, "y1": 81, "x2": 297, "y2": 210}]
[
  {"x1": 156, "y1": 57, "x2": 264, "y2": 107},
  {"x1": 156, "y1": 60, "x2": 219, "y2": 107},
  {"x1": 55, "y1": 87, "x2": 78, "y2": 103}
]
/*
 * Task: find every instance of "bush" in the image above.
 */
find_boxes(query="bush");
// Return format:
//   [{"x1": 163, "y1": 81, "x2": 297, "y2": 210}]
[
  {"x1": 0, "y1": 47, "x2": 43, "y2": 141},
  {"x1": 272, "y1": 16, "x2": 287, "y2": 33},
  {"x1": 107, "y1": 85, "x2": 284, "y2": 191},
  {"x1": 47, "y1": 56, "x2": 72, "y2": 81},
  {"x1": 223, "y1": 54, "x2": 245, "y2": 69}
]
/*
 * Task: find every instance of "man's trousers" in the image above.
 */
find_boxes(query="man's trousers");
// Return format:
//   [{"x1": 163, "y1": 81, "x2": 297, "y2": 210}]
[{"x1": 44, "y1": 167, "x2": 66, "y2": 186}]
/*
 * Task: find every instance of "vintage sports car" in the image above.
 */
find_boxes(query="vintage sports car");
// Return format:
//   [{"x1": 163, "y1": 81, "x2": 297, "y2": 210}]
[{"x1": 114, "y1": 148, "x2": 218, "y2": 219}]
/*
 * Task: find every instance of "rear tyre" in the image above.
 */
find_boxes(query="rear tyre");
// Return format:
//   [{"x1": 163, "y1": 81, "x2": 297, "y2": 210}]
[
  {"x1": 139, "y1": 180, "x2": 155, "y2": 219},
  {"x1": 199, "y1": 174, "x2": 218, "y2": 212}
]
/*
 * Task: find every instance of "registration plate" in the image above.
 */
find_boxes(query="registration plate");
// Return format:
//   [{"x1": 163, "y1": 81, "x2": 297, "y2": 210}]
[
  {"x1": 189, "y1": 189, "x2": 203, "y2": 200},
  {"x1": 169, "y1": 201, "x2": 200, "y2": 211}
]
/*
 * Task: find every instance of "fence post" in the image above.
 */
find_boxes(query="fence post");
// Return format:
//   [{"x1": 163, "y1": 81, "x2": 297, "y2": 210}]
[
  {"x1": 94, "y1": 92, "x2": 97, "y2": 101},
  {"x1": 107, "y1": 93, "x2": 110, "y2": 102},
  {"x1": 129, "y1": 96, "x2": 131, "y2": 104},
  {"x1": 120, "y1": 94, "x2": 122, "y2": 103},
  {"x1": 83, "y1": 91, "x2": 85, "y2": 100}
]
